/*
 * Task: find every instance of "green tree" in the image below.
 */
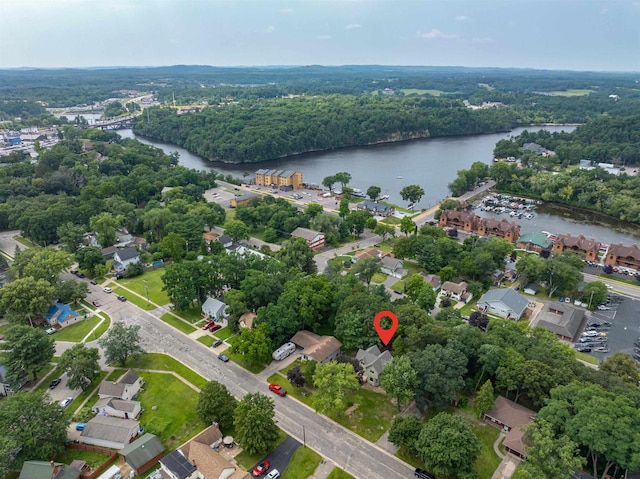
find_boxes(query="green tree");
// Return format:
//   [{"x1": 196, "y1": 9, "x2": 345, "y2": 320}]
[
  {"x1": 98, "y1": 322, "x2": 145, "y2": 366},
  {"x1": 474, "y1": 380, "x2": 495, "y2": 419},
  {"x1": 599, "y1": 352, "x2": 640, "y2": 385},
  {"x1": 234, "y1": 393, "x2": 279, "y2": 455},
  {"x1": 75, "y1": 246, "x2": 105, "y2": 275},
  {"x1": 334, "y1": 172, "x2": 352, "y2": 189},
  {"x1": 196, "y1": 380, "x2": 238, "y2": 431},
  {"x1": 374, "y1": 223, "x2": 395, "y2": 241},
  {"x1": 400, "y1": 216, "x2": 416, "y2": 236},
  {"x1": 89, "y1": 211, "x2": 122, "y2": 247},
  {"x1": 305, "y1": 203, "x2": 324, "y2": 218},
  {"x1": 231, "y1": 323, "x2": 272, "y2": 366},
  {"x1": 366, "y1": 185, "x2": 382, "y2": 201},
  {"x1": 351, "y1": 257, "x2": 380, "y2": 286},
  {"x1": 2, "y1": 325, "x2": 55, "y2": 382},
  {"x1": 223, "y1": 219, "x2": 250, "y2": 243},
  {"x1": 312, "y1": 361, "x2": 359, "y2": 416},
  {"x1": 582, "y1": 281, "x2": 608, "y2": 309},
  {"x1": 388, "y1": 414, "x2": 422, "y2": 450},
  {"x1": 338, "y1": 197, "x2": 350, "y2": 218},
  {"x1": 0, "y1": 390, "x2": 69, "y2": 471},
  {"x1": 58, "y1": 344, "x2": 100, "y2": 391},
  {"x1": 415, "y1": 412, "x2": 481, "y2": 479},
  {"x1": 380, "y1": 356, "x2": 417, "y2": 411},
  {"x1": 15, "y1": 247, "x2": 73, "y2": 284},
  {"x1": 0, "y1": 276, "x2": 56, "y2": 326},
  {"x1": 161, "y1": 232, "x2": 186, "y2": 261},
  {"x1": 399, "y1": 185, "x2": 425, "y2": 204},
  {"x1": 56, "y1": 222, "x2": 86, "y2": 253},
  {"x1": 322, "y1": 175, "x2": 337, "y2": 192},
  {"x1": 276, "y1": 237, "x2": 317, "y2": 275}
]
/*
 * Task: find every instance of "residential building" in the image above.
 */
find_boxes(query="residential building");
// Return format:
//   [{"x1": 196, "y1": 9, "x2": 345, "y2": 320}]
[
  {"x1": 159, "y1": 449, "x2": 198, "y2": 479},
  {"x1": 202, "y1": 297, "x2": 229, "y2": 326},
  {"x1": 112, "y1": 247, "x2": 140, "y2": 273},
  {"x1": 536, "y1": 302, "x2": 585, "y2": 341},
  {"x1": 290, "y1": 331, "x2": 342, "y2": 364},
  {"x1": 217, "y1": 235, "x2": 233, "y2": 249},
  {"x1": 356, "y1": 201, "x2": 395, "y2": 217},
  {"x1": 356, "y1": 345, "x2": 392, "y2": 386},
  {"x1": 440, "y1": 281, "x2": 469, "y2": 302},
  {"x1": 438, "y1": 209, "x2": 478, "y2": 233},
  {"x1": 93, "y1": 397, "x2": 142, "y2": 419},
  {"x1": 352, "y1": 248, "x2": 380, "y2": 262},
  {"x1": 522, "y1": 142, "x2": 553, "y2": 156},
  {"x1": 419, "y1": 273, "x2": 441, "y2": 291},
  {"x1": 380, "y1": 255, "x2": 407, "y2": 279},
  {"x1": 516, "y1": 231, "x2": 553, "y2": 253},
  {"x1": 484, "y1": 396, "x2": 536, "y2": 459},
  {"x1": 604, "y1": 243, "x2": 640, "y2": 270},
  {"x1": 230, "y1": 192, "x2": 261, "y2": 208},
  {"x1": 290, "y1": 227, "x2": 326, "y2": 250},
  {"x1": 120, "y1": 433, "x2": 165, "y2": 475},
  {"x1": 98, "y1": 370, "x2": 144, "y2": 401},
  {"x1": 18, "y1": 461, "x2": 81, "y2": 479},
  {"x1": 255, "y1": 169, "x2": 303, "y2": 189},
  {"x1": 552, "y1": 234, "x2": 601, "y2": 262},
  {"x1": 0, "y1": 364, "x2": 13, "y2": 396},
  {"x1": 523, "y1": 283, "x2": 539, "y2": 295},
  {"x1": 80, "y1": 416, "x2": 140, "y2": 449},
  {"x1": 477, "y1": 288, "x2": 530, "y2": 320},
  {"x1": 46, "y1": 302, "x2": 82, "y2": 329},
  {"x1": 477, "y1": 217, "x2": 520, "y2": 242}
]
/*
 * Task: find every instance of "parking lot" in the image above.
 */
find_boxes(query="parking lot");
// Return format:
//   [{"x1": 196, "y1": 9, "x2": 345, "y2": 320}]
[{"x1": 578, "y1": 294, "x2": 640, "y2": 361}]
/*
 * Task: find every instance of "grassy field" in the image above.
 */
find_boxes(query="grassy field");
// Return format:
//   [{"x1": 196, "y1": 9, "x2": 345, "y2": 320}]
[
  {"x1": 478, "y1": 83, "x2": 495, "y2": 91},
  {"x1": 51, "y1": 316, "x2": 103, "y2": 342},
  {"x1": 576, "y1": 351, "x2": 599, "y2": 365},
  {"x1": 198, "y1": 335, "x2": 215, "y2": 347},
  {"x1": 124, "y1": 353, "x2": 207, "y2": 389},
  {"x1": 15, "y1": 236, "x2": 37, "y2": 247},
  {"x1": 119, "y1": 269, "x2": 170, "y2": 305},
  {"x1": 234, "y1": 429, "x2": 287, "y2": 470},
  {"x1": 54, "y1": 448, "x2": 113, "y2": 469},
  {"x1": 282, "y1": 446, "x2": 322, "y2": 479},
  {"x1": 400, "y1": 88, "x2": 444, "y2": 96},
  {"x1": 174, "y1": 307, "x2": 203, "y2": 323},
  {"x1": 213, "y1": 326, "x2": 234, "y2": 340},
  {"x1": 0, "y1": 322, "x2": 12, "y2": 335},
  {"x1": 371, "y1": 272, "x2": 387, "y2": 284},
  {"x1": 226, "y1": 349, "x2": 266, "y2": 374},
  {"x1": 159, "y1": 312, "x2": 198, "y2": 334},
  {"x1": 137, "y1": 371, "x2": 202, "y2": 449},
  {"x1": 326, "y1": 469, "x2": 356, "y2": 479},
  {"x1": 541, "y1": 89, "x2": 594, "y2": 96},
  {"x1": 113, "y1": 287, "x2": 156, "y2": 311}
]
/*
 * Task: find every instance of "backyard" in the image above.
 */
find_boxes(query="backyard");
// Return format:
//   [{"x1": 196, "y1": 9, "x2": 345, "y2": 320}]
[{"x1": 119, "y1": 269, "x2": 170, "y2": 305}]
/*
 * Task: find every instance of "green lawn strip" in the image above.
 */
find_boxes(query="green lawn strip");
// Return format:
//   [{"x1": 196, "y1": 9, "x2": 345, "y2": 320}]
[
  {"x1": 125, "y1": 353, "x2": 208, "y2": 389},
  {"x1": 52, "y1": 316, "x2": 102, "y2": 342},
  {"x1": 68, "y1": 370, "x2": 108, "y2": 413},
  {"x1": 576, "y1": 352, "x2": 599, "y2": 364},
  {"x1": 471, "y1": 422, "x2": 501, "y2": 479},
  {"x1": 15, "y1": 236, "x2": 36, "y2": 247},
  {"x1": 226, "y1": 351, "x2": 266, "y2": 374},
  {"x1": 118, "y1": 269, "x2": 171, "y2": 305},
  {"x1": 159, "y1": 312, "x2": 197, "y2": 334},
  {"x1": 54, "y1": 448, "x2": 112, "y2": 469},
  {"x1": 174, "y1": 307, "x2": 203, "y2": 323},
  {"x1": 92, "y1": 314, "x2": 111, "y2": 339},
  {"x1": 381, "y1": 217, "x2": 400, "y2": 225},
  {"x1": 281, "y1": 446, "x2": 322, "y2": 479},
  {"x1": 267, "y1": 374, "x2": 313, "y2": 403},
  {"x1": 279, "y1": 358, "x2": 303, "y2": 376},
  {"x1": 113, "y1": 287, "x2": 156, "y2": 310},
  {"x1": 106, "y1": 369, "x2": 127, "y2": 381},
  {"x1": 326, "y1": 468, "x2": 356, "y2": 479},
  {"x1": 458, "y1": 300, "x2": 478, "y2": 316},
  {"x1": 32, "y1": 364, "x2": 58, "y2": 392},
  {"x1": 235, "y1": 430, "x2": 287, "y2": 470},
  {"x1": 395, "y1": 446, "x2": 423, "y2": 468},
  {"x1": 213, "y1": 326, "x2": 234, "y2": 340},
  {"x1": 402, "y1": 260, "x2": 423, "y2": 277},
  {"x1": 136, "y1": 371, "x2": 202, "y2": 450},
  {"x1": 371, "y1": 272, "x2": 387, "y2": 284},
  {"x1": 198, "y1": 335, "x2": 215, "y2": 347},
  {"x1": 390, "y1": 280, "x2": 405, "y2": 291},
  {"x1": 594, "y1": 273, "x2": 639, "y2": 288}
]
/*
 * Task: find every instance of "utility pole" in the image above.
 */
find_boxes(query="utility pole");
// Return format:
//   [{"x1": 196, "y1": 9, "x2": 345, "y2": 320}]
[{"x1": 144, "y1": 280, "x2": 149, "y2": 305}]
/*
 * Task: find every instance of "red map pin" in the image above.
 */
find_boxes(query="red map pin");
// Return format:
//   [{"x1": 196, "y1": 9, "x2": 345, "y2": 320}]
[{"x1": 374, "y1": 310, "x2": 399, "y2": 346}]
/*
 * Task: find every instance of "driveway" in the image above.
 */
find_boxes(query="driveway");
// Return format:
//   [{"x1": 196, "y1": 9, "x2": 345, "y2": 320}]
[
  {"x1": 253, "y1": 436, "x2": 301, "y2": 478},
  {"x1": 0, "y1": 230, "x2": 25, "y2": 259}
]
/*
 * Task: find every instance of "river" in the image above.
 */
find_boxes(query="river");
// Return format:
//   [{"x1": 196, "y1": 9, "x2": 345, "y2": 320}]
[{"x1": 117, "y1": 126, "x2": 640, "y2": 245}]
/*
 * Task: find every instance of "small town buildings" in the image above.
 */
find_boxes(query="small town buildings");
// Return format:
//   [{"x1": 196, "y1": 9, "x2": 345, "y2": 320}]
[
  {"x1": 477, "y1": 288, "x2": 530, "y2": 320},
  {"x1": 80, "y1": 416, "x2": 140, "y2": 449},
  {"x1": 419, "y1": 273, "x2": 442, "y2": 291},
  {"x1": 380, "y1": 255, "x2": 407, "y2": 278},
  {"x1": 552, "y1": 234, "x2": 600, "y2": 262},
  {"x1": 604, "y1": 243, "x2": 640, "y2": 270},
  {"x1": 98, "y1": 370, "x2": 144, "y2": 401},
  {"x1": 159, "y1": 449, "x2": 197, "y2": 479},
  {"x1": 290, "y1": 227, "x2": 326, "y2": 250},
  {"x1": 477, "y1": 217, "x2": 520, "y2": 242},
  {"x1": 18, "y1": 461, "x2": 81, "y2": 479},
  {"x1": 536, "y1": 302, "x2": 585, "y2": 341},
  {"x1": 46, "y1": 302, "x2": 82, "y2": 329},
  {"x1": 255, "y1": 169, "x2": 303, "y2": 189},
  {"x1": 484, "y1": 396, "x2": 536, "y2": 459},
  {"x1": 522, "y1": 142, "x2": 551, "y2": 156},
  {"x1": 93, "y1": 397, "x2": 142, "y2": 419},
  {"x1": 112, "y1": 247, "x2": 140, "y2": 273},
  {"x1": 356, "y1": 345, "x2": 392, "y2": 386},
  {"x1": 217, "y1": 234, "x2": 233, "y2": 249},
  {"x1": 230, "y1": 192, "x2": 261, "y2": 208},
  {"x1": 202, "y1": 297, "x2": 230, "y2": 326},
  {"x1": 352, "y1": 248, "x2": 380, "y2": 262},
  {"x1": 438, "y1": 209, "x2": 477, "y2": 233},
  {"x1": 119, "y1": 433, "x2": 165, "y2": 475},
  {"x1": 290, "y1": 331, "x2": 342, "y2": 364},
  {"x1": 516, "y1": 231, "x2": 553, "y2": 253},
  {"x1": 523, "y1": 283, "x2": 539, "y2": 295},
  {"x1": 356, "y1": 201, "x2": 395, "y2": 217},
  {"x1": 440, "y1": 281, "x2": 469, "y2": 302}
]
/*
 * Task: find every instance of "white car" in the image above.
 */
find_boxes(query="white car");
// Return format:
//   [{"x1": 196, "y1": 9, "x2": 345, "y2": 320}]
[
  {"x1": 265, "y1": 470, "x2": 280, "y2": 479},
  {"x1": 597, "y1": 305, "x2": 611, "y2": 310},
  {"x1": 103, "y1": 287, "x2": 112, "y2": 293},
  {"x1": 582, "y1": 330, "x2": 600, "y2": 337},
  {"x1": 45, "y1": 327, "x2": 56, "y2": 334},
  {"x1": 60, "y1": 397, "x2": 73, "y2": 408}
]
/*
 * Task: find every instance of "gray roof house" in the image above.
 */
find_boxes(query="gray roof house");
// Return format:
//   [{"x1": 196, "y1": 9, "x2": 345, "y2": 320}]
[
  {"x1": 112, "y1": 247, "x2": 140, "y2": 273},
  {"x1": 93, "y1": 397, "x2": 142, "y2": 419},
  {"x1": 356, "y1": 201, "x2": 395, "y2": 217},
  {"x1": 356, "y1": 345, "x2": 392, "y2": 386},
  {"x1": 477, "y1": 288, "x2": 530, "y2": 320},
  {"x1": 535, "y1": 302, "x2": 585, "y2": 341},
  {"x1": 217, "y1": 235, "x2": 233, "y2": 248},
  {"x1": 18, "y1": 461, "x2": 81, "y2": 479},
  {"x1": 80, "y1": 416, "x2": 140, "y2": 449},
  {"x1": 380, "y1": 255, "x2": 407, "y2": 279},
  {"x1": 159, "y1": 449, "x2": 197, "y2": 479},
  {"x1": 98, "y1": 370, "x2": 144, "y2": 401},
  {"x1": 119, "y1": 433, "x2": 165, "y2": 475},
  {"x1": 202, "y1": 297, "x2": 229, "y2": 326}
]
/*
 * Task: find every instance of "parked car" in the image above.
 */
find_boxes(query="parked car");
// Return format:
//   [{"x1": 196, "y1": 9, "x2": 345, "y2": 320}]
[
  {"x1": 218, "y1": 355, "x2": 229, "y2": 362},
  {"x1": 92, "y1": 300, "x2": 100, "y2": 307},
  {"x1": 414, "y1": 470, "x2": 436, "y2": 479},
  {"x1": 575, "y1": 346, "x2": 592, "y2": 353},
  {"x1": 49, "y1": 378, "x2": 62, "y2": 389},
  {"x1": 597, "y1": 305, "x2": 611, "y2": 310},
  {"x1": 252, "y1": 461, "x2": 270, "y2": 477},
  {"x1": 269, "y1": 383, "x2": 287, "y2": 397},
  {"x1": 117, "y1": 295, "x2": 127, "y2": 302},
  {"x1": 60, "y1": 397, "x2": 73, "y2": 408},
  {"x1": 115, "y1": 273, "x2": 124, "y2": 280},
  {"x1": 212, "y1": 339, "x2": 223, "y2": 348},
  {"x1": 75, "y1": 422, "x2": 86, "y2": 431},
  {"x1": 103, "y1": 287, "x2": 112, "y2": 293},
  {"x1": 90, "y1": 280, "x2": 98, "y2": 285},
  {"x1": 45, "y1": 327, "x2": 56, "y2": 334},
  {"x1": 265, "y1": 470, "x2": 280, "y2": 479},
  {"x1": 210, "y1": 324, "x2": 222, "y2": 332},
  {"x1": 202, "y1": 320, "x2": 215, "y2": 330},
  {"x1": 75, "y1": 271, "x2": 85, "y2": 278}
]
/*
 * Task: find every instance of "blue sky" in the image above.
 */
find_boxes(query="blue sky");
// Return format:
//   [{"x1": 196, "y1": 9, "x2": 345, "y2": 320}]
[{"x1": 1, "y1": 0, "x2": 638, "y2": 71}]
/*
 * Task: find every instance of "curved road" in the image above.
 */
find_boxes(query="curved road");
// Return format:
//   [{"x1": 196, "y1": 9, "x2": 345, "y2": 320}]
[{"x1": 91, "y1": 285, "x2": 413, "y2": 479}]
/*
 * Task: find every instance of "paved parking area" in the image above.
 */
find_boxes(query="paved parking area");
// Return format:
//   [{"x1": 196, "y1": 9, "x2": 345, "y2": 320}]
[
  {"x1": 252, "y1": 435, "x2": 301, "y2": 478},
  {"x1": 46, "y1": 373, "x2": 80, "y2": 405}
]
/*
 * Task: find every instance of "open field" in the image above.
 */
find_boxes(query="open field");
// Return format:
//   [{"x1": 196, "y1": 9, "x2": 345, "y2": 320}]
[
  {"x1": 52, "y1": 316, "x2": 105, "y2": 342},
  {"x1": 125, "y1": 353, "x2": 207, "y2": 389},
  {"x1": 327, "y1": 469, "x2": 356, "y2": 479},
  {"x1": 119, "y1": 269, "x2": 170, "y2": 305},
  {"x1": 400, "y1": 88, "x2": 444, "y2": 96},
  {"x1": 160, "y1": 312, "x2": 197, "y2": 334},
  {"x1": 539, "y1": 89, "x2": 594, "y2": 96}
]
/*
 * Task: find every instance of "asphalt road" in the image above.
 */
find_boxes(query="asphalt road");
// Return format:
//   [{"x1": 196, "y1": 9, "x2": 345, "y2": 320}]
[
  {"x1": 94, "y1": 292, "x2": 413, "y2": 479},
  {"x1": 258, "y1": 436, "x2": 301, "y2": 478}
]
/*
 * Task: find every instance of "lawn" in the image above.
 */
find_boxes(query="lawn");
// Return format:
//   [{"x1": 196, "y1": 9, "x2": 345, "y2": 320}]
[
  {"x1": 67, "y1": 370, "x2": 108, "y2": 413},
  {"x1": 92, "y1": 315, "x2": 111, "y2": 338},
  {"x1": 159, "y1": 313, "x2": 197, "y2": 334},
  {"x1": 136, "y1": 371, "x2": 202, "y2": 450},
  {"x1": 124, "y1": 353, "x2": 207, "y2": 389},
  {"x1": 113, "y1": 287, "x2": 156, "y2": 311},
  {"x1": 226, "y1": 349, "x2": 266, "y2": 374},
  {"x1": 51, "y1": 316, "x2": 103, "y2": 342},
  {"x1": 174, "y1": 307, "x2": 203, "y2": 323},
  {"x1": 54, "y1": 448, "x2": 113, "y2": 469},
  {"x1": 282, "y1": 446, "x2": 322, "y2": 479},
  {"x1": 15, "y1": 236, "x2": 37, "y2": 247},
  {"x1": 119, "y1": 269, "x2": 170, "y2": 305},
  {"x1": 234, "y1": 429, "x2": 287, "y2": 470},
  {"x1": 213, "y1": 327, "x2": 234, "y2": 340},
  {"x1": 400, "y1": 88, "x2": 443, "y2": 96},
  {"x1": 542, "y1": 89, "x2": 594, "y2": 97},
  {"x1": 197, "y1": 335, "x2": 215, "y2": 347},
  {"x1": 0, "y1": 322, "x2": 12, "y2": 335},
  {"x1": 381, "y1": 217, "x2": 401, "y2": 225},
  {"x1": 327, "y1": 469, "x2": 356, "y2": 479},
  {"x1": 576, "y1": 352, "x2": 599, "y2": 365},
  {"x1": 371, "y1": 272, "x2": 387, "y2": 284},
  {"x1": 471, "y1": 422, "x2": 502, "y2": 479}
]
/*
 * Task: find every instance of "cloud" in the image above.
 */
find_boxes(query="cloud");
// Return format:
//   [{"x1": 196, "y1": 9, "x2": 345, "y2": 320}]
[
  {"x1": 318, "y1": 34, "x2": 333, "y2": 40},
  {"x1": 263, "y1": 25, "x2": 276, "y2": 34},
  {"x1": 471, "y1": 36, "x2": 494, "y2": 44},
  {"x1": 346, "y1": 23, "x2": 362, "y2": 30},
  {"x1": 280, "y1": 8, "x2": 293, "y2": 13},
  {"x1": 416, "y1": 29, "x2": 457, "y2": 40},
  {"x1": 455, "y1": 15, "x2": 471, "y2": 21}
]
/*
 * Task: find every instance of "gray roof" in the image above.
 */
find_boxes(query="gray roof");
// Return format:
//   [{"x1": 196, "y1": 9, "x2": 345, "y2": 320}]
[
  {"x1": 160, "y1": 450, "x2": 196, "y2": 479},
  {"x1": 19, "y1": 461, "x2": 81, "y2": 479},
  {"x1": 119, "y1": 370, "x2": 140, "y2": 385},
  {"x1": 356, "y1": 345, "x2": 392, "y2": 376},
  {"x1": 94, "y1": 397, "x2": 140, "y2": 413},
  {"x1": 115, "y1": 247, "x2": 139, "y2": 261},
  {"x1": 99, "y1": 381, "x2": 126, "y2": 398},
  {"x1": 360, "y1": 201, "x2": 393, "y2": 214},
  {"x1": 291, "y1": 227, "x2": 324, "y2": 241},
  {"x1": 218, "y1": 234, "x2": 232, "y2": 245},
  {"x1": 478, "y1": 288, "x2": 529, "y2": 316},
  {"x1": 120, "y1": 433, "x2": 165, "y2": 470},
  {"x1": 536, "y1": 302, "x2": 585, "y2": 339},
  {"x1": 256, "y1": 169, "x2": 269, "y2": 174},
  {"x1": 380, "y1": 255, "x2": 401, "y2": 269},
  {"x1": 80, "y1": 416, "x2": 139, "y2": 443}
]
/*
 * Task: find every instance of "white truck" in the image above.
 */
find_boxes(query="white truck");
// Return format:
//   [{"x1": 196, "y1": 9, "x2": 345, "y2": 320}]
[{"x1": 272, "y1": 342, "x2": 296, "y2": 361}]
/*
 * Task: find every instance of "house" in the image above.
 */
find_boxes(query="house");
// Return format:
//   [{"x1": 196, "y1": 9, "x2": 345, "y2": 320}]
[
  {"x1": 604, "y1": 242, "x2": 640, "y2": 270},
  {"x1": 18, "y1": 461, "x2": 81, "y2": 479},
  {"x1": 356, "y1": 201, "x2": 395, "y2": 217},
  {"x1": 516, "y1": 232, "x2": 553, "y2": 253},
  {"x1": 0, "y1": 364, "x2": 13, "y2": 396},
  {"x1": 380, "y1": 255, "x2": 407, "y2": 278},
  {"x1": 290, "y1": 330, "x2": 342, "y2": 364},
  {"x1": 217, "y1": 234, "x2": 233, "y2": 249},
  {"x1": 230, "y1": 192, "x2": 261, "y2": 208},
  {"x1": 438, "y1": 209, "x2": 478, "y2": 233},
  {"x1": 46, "y1": 302, "x2": 82, "y2": 329},
  {"x1": 239, "y1": 312, "x2": 256, "y2": 329},
  {"x1": 552, "y1": 234, "x2": 601, "y2": 262},
  {"x1": 356, "y1": 345, "x2": 392, "y2": 386},
  {"x1": 522, "y1": 142, "x2": 550, "y2": 156},
  {"x1": 523, "y1": 283, "x2": 539, "y2": 295},
  {"x1": 119, "y1": 433, "x2": 165, "y2": 475},
  {"x1": 477, "y1": 217, "x2": 520, "y2": 243},
  {"x1": 477, "y1": 288, "x2": 530, "y2": 320},
  {"x1": 255, "y1": 169, "x2": 303, "y2": 189},
  {"x1": 352, "y1": 248, "x2": 380, "y2": 262},
  {"x1": 115, "y1": 228, "x2": 133, "y2": 247},
  {"x1": 441, "y1": 281, "x2": 468, "y2": 302},
  {"x1": 98, "y1": 370, "x2": 144, "y2": 401},
  {"x1": 290, "y1": 227, "x2": 326, "y2": 250},
  {"x1": 93, "y1": 397, "x2": 142, "y2": 419},
  {"x1": 484, "y1": 396, "x2": 536, "y2": 459},
  {"x1": 159, "y1": 449, "x2": 198, "y2": 479},
  {"x1": 419, "y1": 273, "x2": 441, "y2": 291},
  {"x1": 80, "y1": 416, "x2": 140, "y2": 449},
  {"x1": 202, "y1": 297, "x2": 229, "y2": 326},
  {"x1": 535, "y1": 302, "x2": 585, "y2": 341},
  {"x1": 101, "y1": 245, "x2": 117, "y2": 259},
  {"x1": 112, "y1": 247, "x2": 140, "y2": 273}
]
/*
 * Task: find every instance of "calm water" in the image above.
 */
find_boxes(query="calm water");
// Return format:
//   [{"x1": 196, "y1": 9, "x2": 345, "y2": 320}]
[{"x1": 116, "y1": 126, "x2": 640, "y2": 245}]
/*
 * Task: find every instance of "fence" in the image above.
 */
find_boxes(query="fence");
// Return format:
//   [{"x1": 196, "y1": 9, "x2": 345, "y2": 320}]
[{"x1": 62, "y1": 442, "x2": 119, "y2": 479}]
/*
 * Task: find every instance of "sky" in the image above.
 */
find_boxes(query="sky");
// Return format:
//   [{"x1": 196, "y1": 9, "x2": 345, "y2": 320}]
[{"x1": 1, "y1": 0, "x2": 639, "y2": 71}]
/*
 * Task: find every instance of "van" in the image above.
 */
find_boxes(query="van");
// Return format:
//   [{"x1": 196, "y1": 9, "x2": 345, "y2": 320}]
[{"x1": 272, "y1": 342, "x2": 296, "y2": 361}]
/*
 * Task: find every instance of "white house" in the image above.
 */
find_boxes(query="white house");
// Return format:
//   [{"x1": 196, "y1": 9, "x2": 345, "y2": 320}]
[
  {"x1": 98, "y1": 370, "x2": 144, "y2": 401},
  {"x1": 477, "y1": 288, "x2": 530, "y2": 320},
  {"x1": 440, "y1": 281, "x2": 469, "y2": 301},
  {"x1": 356, "y1": 345, "x2": 392, "y2": 386},
  {"x1": 380, "y1": 255, "x2": 407, "y2": 278},
  {"x1": 290, "y1": 227, "x2": 326, "y2": 250},
  {"x1": 93, "y1": 397, "x2": 142, "y2": 419},
  {"x1": 112, "y1": 247, "x2": 140, "y2": 273},
  {"x1": 202, "y1": 297, "x2": 230, "y2": 326},
  {"x1": 80, "y1": 416, "x2": 140, "y2": 449}
]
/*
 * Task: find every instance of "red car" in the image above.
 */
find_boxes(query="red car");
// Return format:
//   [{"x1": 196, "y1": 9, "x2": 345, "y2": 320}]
[
  {"x1": 269, "y1": 384, "x2": 287, "y2": 397},
  {"x1": 202, "y1": 320, "x2": 214, "y2": 330},
  {"x1": 210, "y1": 324, "x2": 222, "y2": 332},
  {"x1": 252, "y1": 461, "x2": 270, "y2": 477}
]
